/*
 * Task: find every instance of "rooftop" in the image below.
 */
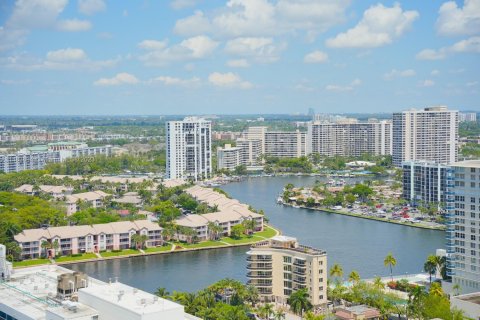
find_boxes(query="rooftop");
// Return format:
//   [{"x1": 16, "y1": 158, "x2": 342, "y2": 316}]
[
  {"x1": 251, "y1": 237, "x2": 326, "y2": 256},
  {"x1": 451, "y1": 160, "x2": 480, "y2": 169},
  {"x1": 456, "y1": 292, "x2": 480, "y2": 305}
]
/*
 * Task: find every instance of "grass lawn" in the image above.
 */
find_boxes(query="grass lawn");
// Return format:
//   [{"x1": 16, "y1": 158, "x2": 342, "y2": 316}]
[
  {"x1": 174, "y1": 241, "x2": 226, "y2": 249},
  {"x1": 55, "y1": 253, "x2": 98, "y2": 263},
  {"x1": 144, "y1": 244, "x2": 173, "y2": 253},
  {"x1": 13, "y1": 258, "x2": 50, "y2": 268},
  {"x1": 100, "y1": 249, "x2": 140, "y2": 257},
  {"x1": 254, "y1": 226, "x2": 278, "y2": 238},
  {"x1": 221, "y1": 235, "x2": 263, "y2": 245}
]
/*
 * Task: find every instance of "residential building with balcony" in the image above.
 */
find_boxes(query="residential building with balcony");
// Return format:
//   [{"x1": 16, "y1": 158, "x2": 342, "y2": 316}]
[
  {"x1": 14, "y1": 220, "x2": 163, "y2": 259},
  {"x1": 217, "y1": 144, "x2": 243, "y2": 171},
  {"x1": 306, "y1": 119, "x2": 392, "y2": 157},
  {"x1": 65, "y1": 190, "x2": 110, "y2": 215},
  {"x1": 264, "y1": 130, "x2": 307, "y2": 158},
  {"x1": 14, "y1": 184, "x2": 73, "y2": 199},
  {"x1": 246, "y1": 235, "x2": 327, "y2": 306},
  {"x1": 166, "y1": 117, "x2": 212, "y2": 181},
  {"x1": 459, "y1": 112, "x2": 477, "y2": 122},
  {"x1": 402, "y1": 161, "x2": 448, "y2": 208},
  {"x1": 392, "y1": 106, "x2": 458, "y2": 167},
  {"x1": 236, "y1": 138, "x2": 263, "y2": 166},
  {"x1": 446, "y1": 160, "x2": 480, "y2": 294}
]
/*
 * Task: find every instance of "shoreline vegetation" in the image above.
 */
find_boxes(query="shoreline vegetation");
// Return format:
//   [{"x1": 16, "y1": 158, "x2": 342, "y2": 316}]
[
  {"x1": 281, "y1": 203, "x2": 446, "y2": 231},
  {"x1": 13, "y1": 225, "x2": 279, "y2": 269}
]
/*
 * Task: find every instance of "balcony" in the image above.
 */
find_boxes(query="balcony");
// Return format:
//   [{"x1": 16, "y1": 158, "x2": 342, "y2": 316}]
[
  {"x1": 247, "y1": 279, "x2": 272, "y2": 286},
  {"x1": 247, "y1": 272, "x2": 272, "y2": 279},
  {"x1": 247, "y1": 263, "x2": 272, "y2": 270},
  {"x1": 247, "y1": 256, "x2": 272, "y2": 262},
  {"x1": 293, "y1": 277, "x2": 306, "y2": 284},
  {"x1": 293, "y1": 260, "x2": 306, "y2": 267},
  {"x1": 293, "y1": 268, "x2": 306, "y2": 275}
]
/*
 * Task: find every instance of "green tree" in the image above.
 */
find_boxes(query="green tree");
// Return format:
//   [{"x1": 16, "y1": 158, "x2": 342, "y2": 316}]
[
  {"x1": 155, "y1": 287, "x2": 170, "y2": 298},
  {"x1": 384, "y1": 252, "x2": 397, "y2": 281},
  {"x1": 330, "y1": 263, "x2": 344, "y2": 284},
  {"x1": 230, "y1": 224, "x2": 245, "y2": 239},
  {"x1": 348, "y1": 270, "x2": 361, "y2": 285},
  {"x1": 423, "y1": 255, "x2": 437, "y2": 284},
  {"x1": 287, "y1": 288, "x2": 312, "y2": 316}
]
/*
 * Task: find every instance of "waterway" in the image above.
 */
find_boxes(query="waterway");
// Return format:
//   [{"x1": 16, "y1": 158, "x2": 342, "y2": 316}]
[{"x1": 68, "y1": 176, "x2": 445, "y2": 293}]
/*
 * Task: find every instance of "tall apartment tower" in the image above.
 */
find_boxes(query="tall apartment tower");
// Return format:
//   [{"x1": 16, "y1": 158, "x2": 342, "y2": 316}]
[
  {"x1": 244, "y1": 126, "x2": 268, "y2": 154},
  {"x1": 446, "y1": 160, "x2": 480, "y2": 294},
  {"x1": 166, "y1": 117, "x2": 212, "y2": 181},
  {"x1": 247, "y1": 236, "x2": 327, "y2": 306},
  {"x1": 392, "y1": 106, "x2": 458, "y2": 167}
]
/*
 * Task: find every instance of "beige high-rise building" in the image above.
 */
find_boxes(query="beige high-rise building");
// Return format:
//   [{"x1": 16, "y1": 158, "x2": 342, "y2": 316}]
[
  {"x1": 244, "y1": 126, "x2": 268, "y2": 154},
  {"x1": 392, "y1": 106, "x2": 458, "y2": 167},
  {"x1": 264, "y1": 130, "x2": 307, "y2": 158},
  {"x1": 246, "y1": 236, "x2": 327, "y2": 306},
  {"x1": 307, "y1": 119, "x2": 392, "y2": 157},
  {"x1": 236, "y1": 138, "x2": 262, "y2": 166},
  {"x1": 217, "y1": 144, "x2": 243, "y2": 171}
]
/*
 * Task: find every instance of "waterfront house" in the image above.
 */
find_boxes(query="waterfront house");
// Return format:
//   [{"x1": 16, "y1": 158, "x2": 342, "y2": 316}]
[{"x1": 14, "y1": 220, "x2": 163, "y2": 259}]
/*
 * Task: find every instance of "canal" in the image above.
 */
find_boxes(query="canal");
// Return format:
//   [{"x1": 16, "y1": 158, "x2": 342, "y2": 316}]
[{"x1": 68, "y1": 176, "x2": 445, "y2": 293}]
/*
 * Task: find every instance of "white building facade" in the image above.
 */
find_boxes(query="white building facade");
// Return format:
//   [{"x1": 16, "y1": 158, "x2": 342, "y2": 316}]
[
  {"x1": 392, "y1": 106, "x2": 458, "y2": 167},
  {"x1": 166, "y1": 117, "x2": 212, "y2": 181},
  {"x1": 264, "y1": 130, "x2": 307, "y2": 158},
  {"x1": 217, "y1": 144, "x2": 243, "y2": 171},
  {"x1": 446, "y1": 160, "x2": 480, "y2": 294}
]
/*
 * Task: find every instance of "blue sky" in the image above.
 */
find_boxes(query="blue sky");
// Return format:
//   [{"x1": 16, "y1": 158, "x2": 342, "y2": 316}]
[{"x1": 0, "y1": 0, "x2": 479, "y2": 115}]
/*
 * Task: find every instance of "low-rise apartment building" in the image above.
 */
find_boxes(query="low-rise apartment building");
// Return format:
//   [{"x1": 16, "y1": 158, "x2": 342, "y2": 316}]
[
  {"x1": 65, "y1": 190, "x2": 110, "y2": 215},
  {"x1": 175, "y1": 186, "x2": 264, "y2": 240},
  {"x1": 14, "y1": 220, "x2": 163, "y2": 259},
  {"x1": 14, "y1": 184, "x2": 73, "y2": 199},
  {"x1": 217, "y1": 144, "x2": 244, "y2": 171},
  {"x1": 246, "y1": 236, "x2": 327, "y2": 306}
]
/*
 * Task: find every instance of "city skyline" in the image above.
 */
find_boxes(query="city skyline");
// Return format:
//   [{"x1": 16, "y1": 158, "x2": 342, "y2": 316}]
[{"x1": 0, "y1": 0, "x2": 479, "y2": 115}]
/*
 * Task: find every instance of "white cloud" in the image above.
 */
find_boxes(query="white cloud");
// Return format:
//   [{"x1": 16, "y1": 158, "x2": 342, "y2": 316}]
[
  {"x1": 326, "y1": 3, "x2": 419, "y2": 48},
  {"x1": 431, "y1": 69, "x2": 440, "y2": 76},
  {"x1": 56, "y1": 19, "x2": 92, "y2": 32},
  {"x1": 416, "y1": 36, "x2": 480, "y2": 60},
  {"x1": 78, "y1": 0, "x2": 106, "y2": 15},
  {"x1": 450, "y1": 36, "x2": 480, "y2": 52},
  {"x1": 325, "y1": 79, "x2": 361, "y2": 92},
  {"x1": 175, "y1": 0, "x2": 350, "y2": 40},
  {"x1": 174, "y1": 11, "x2": 212, "y2": 36},
  {"x1": 416, "y1": 48, "x2": 447, "y2": 60},
  {"x1": 466, "y1": 81, "x2": 479, "y2": 87},
  {"x1": 94, "y1": 73, "x2": 139, "y2": 86},
  {"x1": 304, "y1": 50, "x2": 328, "y2": 63},
  {"x1": 418, "y1": 79, "x2": 435, "y2": 87},
  {"x1": 208, "y1": 72, "x2": 253, "y2": 89},
  {"x1": 0, "y1": 0, "x2": 68, "y2": 51},
  {"x1": 227, "y1": 59, "x2": 250, "y2": 68},
  {"x1": 138, "y1": 36, "x2": 218, "y2": 66},
  {"x1": 384, "y1": 68, "x2": 416, "y2": 80},
  {"x1": 147, "y1": 76, "x2": 201, "y2": 87},
  {"x1": 0, "y1": 79, "x2": 31, "y2": 85},
  {"x1": 1, "y1": 50, "x2": 118, "y2": 71},
  {"x1": 171, "y1": 0, "x2": 200, "y2": 10},
  {"x1": 46, "y1": 48, "x2": 87, "y2": 61},
  {"x1": 436, "y1": 0, "x2": 480, "y2": 36},
  {"x1": 224, "y1": 37, "x2": 285, "y2": 63}
]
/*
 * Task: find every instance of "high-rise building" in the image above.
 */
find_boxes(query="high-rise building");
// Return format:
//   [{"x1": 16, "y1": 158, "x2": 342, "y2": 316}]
[
  {"x1": 264, "y1": 130, "x2": 307, "y2": 158},
  {"x1": 402, "y1": 161, "x2": 448, "y2": 207},
  {"x1": 392, "y1": 106, "x2": 458, "y2": 167},
  {"x1": 236, "y1": 138, "x2": 262, "y2": 166},
  {"x1": 246, "y1": 236, "x2": 327, "y2": 306},
  {"x1": 217, "y1": 144, "x2": 243, "y2": 171},
  {"x1": 446, "y1": 160, "x2": 480, "y2": 294},
  {"x1": 166, "y1": 117, "x2": 212, "y2": 181},
  {"x1": 459, "y1": 112, "x2": 477, "y2": 122},
  {"x1": 244, "y1": 126, "x2": 268, "y2": 154},
  {"x1": 307, "y1": 119, "x2": 392, "y2": 157}
]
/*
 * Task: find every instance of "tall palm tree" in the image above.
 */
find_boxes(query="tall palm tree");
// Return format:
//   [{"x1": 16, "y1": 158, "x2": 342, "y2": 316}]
[
  {"x1": 287, "y1": 288, "x2": 312, "y2": 316},
  {"x1": 41, "y1": 240, "x2": 52, "y2": 258},
  {"x1": 348, "y1": 270, "x2": 361, "y2": 285},
  {"x1": 423, "y1": 256, "x2": 437, "y2": 284},
  {"x1": 244, "y1": 284, "x2": 259, "y2": 307},
  {"x1": 258, "y1": 303, "x2": 274, "y2": 319},
  {"x1": 329, "y1": 263, "x2": 344, "y2": 285},
  {"x1": 273, "y1": 307, "x2": 286, "y2": 320},
  {"x1": 384, "y1": 252, "x2": 397, "y2": 281}
]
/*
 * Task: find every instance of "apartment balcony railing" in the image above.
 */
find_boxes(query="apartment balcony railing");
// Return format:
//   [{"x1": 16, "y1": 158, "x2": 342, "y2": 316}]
[
  {"x1": 247, "y1": 272, "x2": 272, "y2": 279},
  {"x1": 247, "y1": 263, "x2": 272, "y2": 270},
  {"x1": 293, "y1": 260, "x2": 306, "y2": 267},
  {"x1": 293, "y1": 268, "x2": 306, "y2": 275},
  {"x1": 247, "y1": 280, "x2": 272, "y2": 286},
  {"x1": 247, "y1": 256, "x2": 272, "y2": 262}
]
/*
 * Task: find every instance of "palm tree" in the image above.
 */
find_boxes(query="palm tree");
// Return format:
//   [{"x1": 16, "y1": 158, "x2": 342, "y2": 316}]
[
  {"x1": 258, "y1": 303, "x2": 274, "y2": 319},
  {"x1": 348, "y1": 270, "x2": 361, "y2": 285},
  {"x1": 329, "y1": 263, "x2": 344, "y2": 285},
  {"x1": 207, "y1": 222, "x2": 223, "y2": 240},
  {"x1": 154, "y1": 287, "x2": 170, "y2": 298},
  {"x1": 287, "y1": 288, "x2": 312, "y2": 316},
  {"x1": 242, "y1": 219, "x2": 256, "y2": 235},
  {"x1": 384, "y1": 252, "x2": 397, "y2": 281},
  {"x1": 423, "y1": 256, "x2": 437, "y2": 284},
  {"x1": 273, "y1": 307, "x2": 286, "y2": 320},
  {"x1": 372, "y1": 276, "x2": 385, "y2": 290},
  {"x1": 452, "y1": 283, "x2": 462, "y2": 296},
  {"x1": 162, "y1": 226, "x2": 175, "y2": 241},
  {"x1": 41, "y1": 240, "x2": 52, "y2": 258},
  {"x1": 244, "y1": 284, "x2": 259, "y2": 307}
]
